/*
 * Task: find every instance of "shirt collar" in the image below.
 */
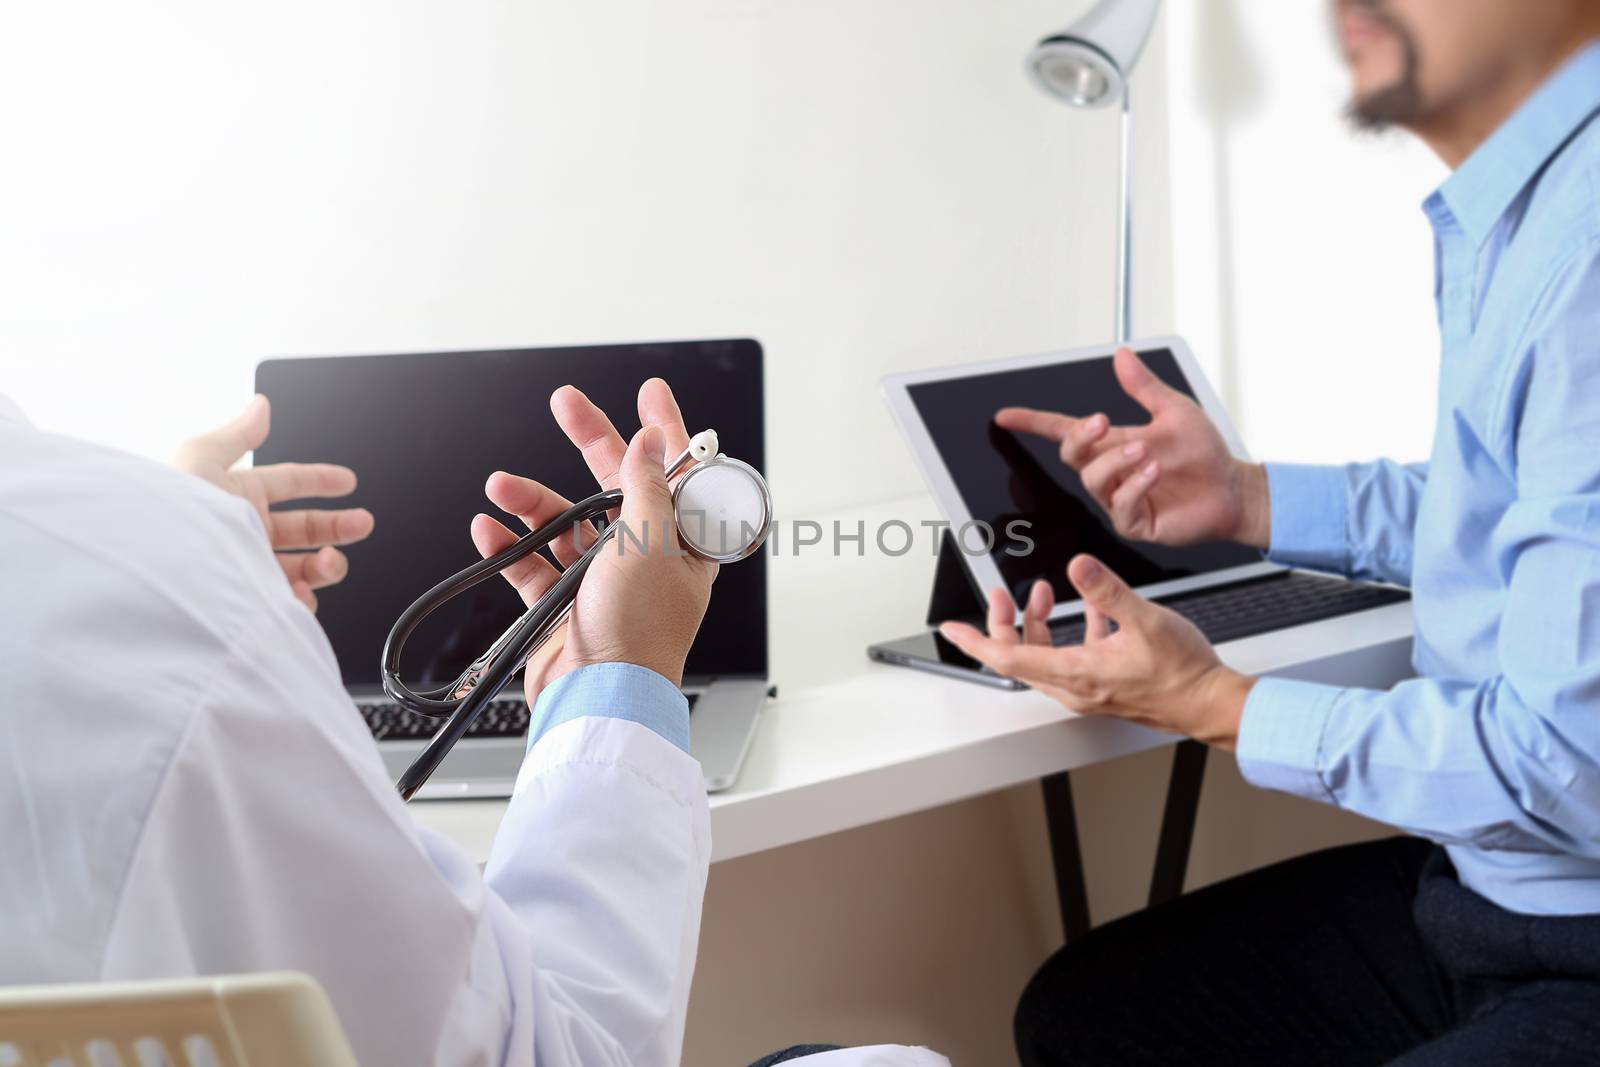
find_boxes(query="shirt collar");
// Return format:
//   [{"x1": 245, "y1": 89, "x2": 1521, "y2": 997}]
[
  {"x1": 0, "y1": 396, "x2": 29, "y2": 427},
  {"x1": 1431, "y1": 40, "x2": 1600, "y2": 246}
]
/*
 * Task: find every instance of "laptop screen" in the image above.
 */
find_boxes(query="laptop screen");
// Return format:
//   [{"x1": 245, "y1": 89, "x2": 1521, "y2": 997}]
[
  {"x1": 255, "y1": 340, "x2": 767, "y2": 689},
  {"x1": 905, "y1": 348, "x2": 1260, "y2": 605}
]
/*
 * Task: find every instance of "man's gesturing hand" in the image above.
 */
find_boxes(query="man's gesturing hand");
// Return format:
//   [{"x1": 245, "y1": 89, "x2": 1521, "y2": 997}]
[
  {"x1": 173, "y1": 395, "x2": 375, "y2": 612},
  {"x1": 938, "y1": 555, "x2": 1255, "y2": 749},
  {"x1": 469, "y1": 379, "x2": 717, "y2": 699},
  {"x1": 994, "y1": 347, "x2": 1271, "y2": 550}
]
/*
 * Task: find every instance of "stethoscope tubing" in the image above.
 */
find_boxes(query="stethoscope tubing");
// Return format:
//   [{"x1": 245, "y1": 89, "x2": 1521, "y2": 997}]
[
  {"x1": 383, "y1": 489, "x2": 621, "y2": 800},
  {"x1": 391, "y1": 528, "x2": 612, "y2": 800},
  {"x1": 381, "y1": 489, "x2": 621, "y2": 713}
]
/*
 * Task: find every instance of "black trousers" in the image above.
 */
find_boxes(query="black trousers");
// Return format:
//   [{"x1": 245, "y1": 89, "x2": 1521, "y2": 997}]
[{"x1": 1016, "y1": 838, "x2": 1600, "y2": 1066}]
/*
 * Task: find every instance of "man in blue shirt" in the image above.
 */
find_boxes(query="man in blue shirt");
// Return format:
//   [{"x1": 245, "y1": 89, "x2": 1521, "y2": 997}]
[{"x1": 943, "y1": 0, "x2": 1600, "y2": 1063}]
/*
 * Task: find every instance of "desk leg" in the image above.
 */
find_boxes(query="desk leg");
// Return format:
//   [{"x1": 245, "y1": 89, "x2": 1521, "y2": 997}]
[
  {"x1": 1148, "y1": 739, "x2": 1208, "y2": 907},
  {"x1": 1040, "y1": 771, "x2": 1092, "y2": 942}
]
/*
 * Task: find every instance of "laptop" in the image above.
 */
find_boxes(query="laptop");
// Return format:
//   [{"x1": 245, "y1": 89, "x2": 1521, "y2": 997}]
[
  {"x1": 254, "y1": 339, "x2": 770, "y2": 795},
  {"x1": 869, "y1": 336, "x2": 1409, "y2": 688}
]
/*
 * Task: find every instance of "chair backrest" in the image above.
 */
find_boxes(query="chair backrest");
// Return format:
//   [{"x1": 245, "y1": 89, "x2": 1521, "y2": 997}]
[{"x1": 0, "y1": 972, "x2": 359, "y2": 1067}]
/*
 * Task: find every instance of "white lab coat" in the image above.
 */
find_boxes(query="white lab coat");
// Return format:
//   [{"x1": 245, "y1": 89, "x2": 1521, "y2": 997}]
[{"x1": 0, "y1": 400, "x2": 947, "y2": 1067}]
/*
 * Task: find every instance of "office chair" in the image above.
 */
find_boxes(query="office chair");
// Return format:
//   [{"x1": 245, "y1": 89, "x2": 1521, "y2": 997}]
[{"x1": 0, "y1": 972, "x2": 358, "y2": 1067}]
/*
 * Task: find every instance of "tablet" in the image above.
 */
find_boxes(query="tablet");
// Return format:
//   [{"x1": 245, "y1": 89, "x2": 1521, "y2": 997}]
[{"x1": 880, "y1": 336, "x2": 1280, "y2": 622}]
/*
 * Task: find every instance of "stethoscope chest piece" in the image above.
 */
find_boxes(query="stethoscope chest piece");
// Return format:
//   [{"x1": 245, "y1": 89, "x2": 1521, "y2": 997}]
[{"x1": 673, "y1": 456, "x2": 772, "y2": 563}]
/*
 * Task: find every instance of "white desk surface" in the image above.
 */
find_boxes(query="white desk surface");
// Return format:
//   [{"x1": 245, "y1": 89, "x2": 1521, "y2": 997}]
[{"x1": 411, "y1": 495, "x2": 1416, "y2": 864}]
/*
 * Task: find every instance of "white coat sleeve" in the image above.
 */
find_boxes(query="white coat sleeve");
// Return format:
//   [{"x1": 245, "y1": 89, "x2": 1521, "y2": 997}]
[{"x1": 98, "y1": 489, "x2": 710, "y2": 1067}]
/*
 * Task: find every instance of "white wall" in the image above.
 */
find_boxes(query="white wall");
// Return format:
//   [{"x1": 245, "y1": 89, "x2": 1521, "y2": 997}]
[
  {"x1": 1164, "y1": 0, "x2": 1446, "y2": 465},
  {"x1": 0, "y1": 0, "x2": 1447, "y2": 562},
  {"x1": 0, "y1": 0, "x2": 1170, "y2": 519}
]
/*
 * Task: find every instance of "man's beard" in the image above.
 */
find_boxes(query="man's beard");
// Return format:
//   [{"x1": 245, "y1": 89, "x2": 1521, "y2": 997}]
[{"x1": 1343, "y1": 0, "x2": 1424, "y2": 130}]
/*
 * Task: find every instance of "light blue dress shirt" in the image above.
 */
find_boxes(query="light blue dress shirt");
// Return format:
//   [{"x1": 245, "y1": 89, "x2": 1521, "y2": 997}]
[
  {"x1": 1237, "y1": 43, "x2": 1600, "y2": 916},
  {"x1": 529, "y1": 662, "x2": 691, "y2": 754}
]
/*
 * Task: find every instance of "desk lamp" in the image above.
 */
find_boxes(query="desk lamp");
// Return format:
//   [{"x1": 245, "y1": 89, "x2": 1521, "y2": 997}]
[{"x1": 1026, "y1": 0, "x2": 1161, "y2": 343}]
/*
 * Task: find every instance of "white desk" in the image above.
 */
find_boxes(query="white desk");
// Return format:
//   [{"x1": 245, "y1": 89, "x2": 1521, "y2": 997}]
[{"x1": 411, "y1": 495, "x2": 1416, "y2": 865}]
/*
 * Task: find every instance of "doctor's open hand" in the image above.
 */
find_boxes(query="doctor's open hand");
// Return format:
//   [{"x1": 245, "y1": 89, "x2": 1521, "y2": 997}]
[
  {"x1": 939, "y1": 555, "x2": 1255, "y2": 750},
  {"x1": 996, "y1": 347, "x2": 1272, "y2": 550},
  {"x1": 470, "y1": 379, "x2": 717, "y2": 697},
  {"x1": 173, "y1": 395, "x2": 375, "y2": 612}
]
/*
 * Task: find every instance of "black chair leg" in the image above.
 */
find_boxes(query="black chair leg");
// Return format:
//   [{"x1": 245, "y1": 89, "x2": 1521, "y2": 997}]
[{"x1": 1148, "y1": 739, "x2": 1208, "y2": 907}]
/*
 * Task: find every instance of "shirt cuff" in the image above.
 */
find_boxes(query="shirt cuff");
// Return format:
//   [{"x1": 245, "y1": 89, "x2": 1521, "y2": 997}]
[
  {"x1": 1235, "y1": 677, "x2": 1341, "y2": 804},
  {"x1": 528, "y1": 662, "x2": 690, "y2": 754},
  {"x1": 1263, "y1": 463, "x2": 1350, "y2": 573}
]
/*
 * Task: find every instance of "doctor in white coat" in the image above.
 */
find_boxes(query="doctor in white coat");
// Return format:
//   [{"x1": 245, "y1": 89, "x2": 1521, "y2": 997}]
[{"x1": 0, "y1": 379, "x2": 946, "y2": 1067}]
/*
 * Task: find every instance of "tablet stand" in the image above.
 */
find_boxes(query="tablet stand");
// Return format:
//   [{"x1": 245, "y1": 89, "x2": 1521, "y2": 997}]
[{"x1": 924, "y1": 530, "x2": 987, "y2": 627}]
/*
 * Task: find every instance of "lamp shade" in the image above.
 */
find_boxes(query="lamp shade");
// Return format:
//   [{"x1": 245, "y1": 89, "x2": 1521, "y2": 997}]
[{"x1": 1026, "y1": 0, "x2": 1160, "y2": 107}]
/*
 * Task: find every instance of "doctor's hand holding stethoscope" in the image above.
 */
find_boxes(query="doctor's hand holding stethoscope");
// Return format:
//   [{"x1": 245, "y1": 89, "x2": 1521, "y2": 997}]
[{"x1": 464, "y1": 377, "x2": 719, "y2": 699}]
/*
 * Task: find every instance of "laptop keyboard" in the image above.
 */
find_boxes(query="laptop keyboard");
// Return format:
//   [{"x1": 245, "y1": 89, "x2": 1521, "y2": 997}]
[
  {"x1": 361, "y1": 692, "x2": 700, "y2": 741},
  {"x1": 1048, "y1": 571, "x2": 1409, "y2": 647}
]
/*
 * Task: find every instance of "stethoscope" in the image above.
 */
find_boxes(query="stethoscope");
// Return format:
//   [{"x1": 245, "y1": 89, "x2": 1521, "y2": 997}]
[{"x1": 381, "y1": 430, "x2": 772, "y2": 800}]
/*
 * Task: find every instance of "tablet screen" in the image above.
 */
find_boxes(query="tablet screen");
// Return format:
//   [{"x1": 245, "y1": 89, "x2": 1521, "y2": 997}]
[{"x1": 905, "y1": 348, "x2": 1261, "y2": 604}]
